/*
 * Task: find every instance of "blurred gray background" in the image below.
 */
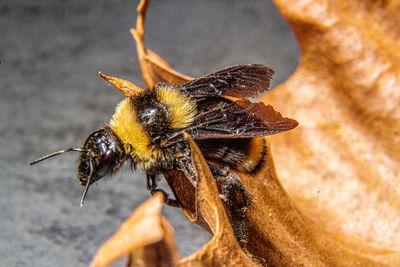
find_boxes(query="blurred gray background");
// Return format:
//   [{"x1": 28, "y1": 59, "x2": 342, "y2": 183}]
[{"x1": 0, "y1": 0, "x2": 299, "y2": 266}]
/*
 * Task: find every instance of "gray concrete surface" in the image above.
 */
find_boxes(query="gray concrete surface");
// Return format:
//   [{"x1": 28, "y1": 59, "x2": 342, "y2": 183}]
[{"x1": 0, "y1": 0, "x2": 299, "y2": 266}]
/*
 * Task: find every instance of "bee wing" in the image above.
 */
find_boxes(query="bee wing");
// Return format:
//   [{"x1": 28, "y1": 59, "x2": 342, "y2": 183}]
[
  {"x1": 167, "y1": 99, "x2": 298, "y2": 144},
  {"x1": 193, "y1": 99, "x2": 298, "y2": 139},
  {"x1": 177, "y1": 64, "x2": 274, "y2": 99}
]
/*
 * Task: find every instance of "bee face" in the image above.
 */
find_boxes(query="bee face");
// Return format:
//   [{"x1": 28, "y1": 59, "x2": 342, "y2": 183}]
[{"x1": 77, "y1": 127, "x2": 125, "y2": 186}]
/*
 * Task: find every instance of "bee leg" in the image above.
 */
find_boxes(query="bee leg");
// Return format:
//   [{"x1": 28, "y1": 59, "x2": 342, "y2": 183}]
[
  {"x1": 211, "y1": 167, "x2": 265, "y2": 263},
  {"x1": 150, "y1": 188, "x2": 180, "y2": 207},
  {"x1": 146, "y1": 174, "x2": 157, "y2": 191},
  {"x1": 146, "y1": 174, "x2": 180, "y2": 207},
  {"x1": 218, "y1": 172, "x2": 251, "y2": 246}
]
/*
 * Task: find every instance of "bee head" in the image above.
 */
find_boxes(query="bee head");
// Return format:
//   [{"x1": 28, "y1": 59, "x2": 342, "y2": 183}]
[
  {"x1": 77, "y1": 127, "x2": 125, "y2": 186},
  {"x1": 29, "y1": 126, "x2": 125, "y2": 207}
]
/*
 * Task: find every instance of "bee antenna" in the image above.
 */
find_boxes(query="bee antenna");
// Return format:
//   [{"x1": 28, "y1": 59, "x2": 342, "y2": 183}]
[
  {"x1": 80, "y1": 158, "x2": 93, "y2": 208},
  {"x1": 29, "y1": 148, "x2": 85, "y2": 166}
]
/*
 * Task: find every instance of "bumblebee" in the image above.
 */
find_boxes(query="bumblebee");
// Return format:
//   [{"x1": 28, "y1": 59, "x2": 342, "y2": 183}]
[{"x1": 30, "y1": 64, "x2": 298, "y2": 259}]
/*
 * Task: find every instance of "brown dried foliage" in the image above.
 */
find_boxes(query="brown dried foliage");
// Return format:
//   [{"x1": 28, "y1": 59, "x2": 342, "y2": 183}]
[
  {"x1": 91, "y1": 0, "x2": 400, "y2": 266},
  {"x1": 263, "y1": 0, "x2": 400, "y2": 251}
]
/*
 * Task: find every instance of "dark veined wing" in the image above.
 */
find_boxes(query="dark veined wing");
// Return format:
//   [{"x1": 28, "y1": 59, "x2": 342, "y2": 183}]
[
  {"x1": 177, "y1": 64, "x2": 274, "y2": 99},
  {"x1": 166, "y1": 98, "x2": 298, "y2": 144}
]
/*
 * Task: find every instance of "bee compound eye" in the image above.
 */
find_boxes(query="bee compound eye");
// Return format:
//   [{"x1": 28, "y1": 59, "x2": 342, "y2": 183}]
[{"x1": 94, "y1": 149, "x2": 115, "y2": 178}]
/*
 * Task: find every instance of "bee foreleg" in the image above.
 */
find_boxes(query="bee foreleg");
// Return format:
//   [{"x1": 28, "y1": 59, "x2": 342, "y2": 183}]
[
  {"x1": 146, "y1": 174, "x2": 180, "y2": 207},
  {"x1": 150, "y1": 188, "x2": 180, "y2": 207},
  {"x1": 146, "y1": 174, "x2": 157, "y2": 190}
]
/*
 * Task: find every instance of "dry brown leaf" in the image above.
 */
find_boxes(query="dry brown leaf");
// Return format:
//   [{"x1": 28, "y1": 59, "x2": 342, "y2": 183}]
[
  {"x1": 262, "y1": 0, "x2": 400, "y2": 248},
  {"x1": 91, "y1": 0, "x2": 400, "y2": 266},
  {"x1": 90, "y1": 192, "x2": 179, "y2": 267}
]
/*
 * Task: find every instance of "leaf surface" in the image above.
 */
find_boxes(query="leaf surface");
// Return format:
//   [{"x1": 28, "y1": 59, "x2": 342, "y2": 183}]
[{"x1": 263, "y1": 0, "x2": 400, "y2": 248}]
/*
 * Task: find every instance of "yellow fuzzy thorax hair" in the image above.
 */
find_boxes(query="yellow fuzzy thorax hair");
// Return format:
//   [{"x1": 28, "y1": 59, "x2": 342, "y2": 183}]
[
  {"x1": 156, "y1": 85, "x2": 196, "y2": 129},
  {"x1": 109, "y1": 85, "x2": 196, "y2": 169}
]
